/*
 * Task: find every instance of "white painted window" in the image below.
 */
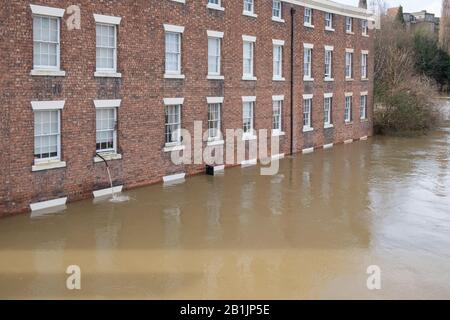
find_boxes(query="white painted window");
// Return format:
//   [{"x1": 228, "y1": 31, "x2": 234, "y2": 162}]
[
  {"x1": 362, "y1": 20, "x2": 369, "y2": 36},
  {"x1": 208, "y1": 0, "x2": 220, "y2": 5},
  {"x1": 33, "y1": 15, "x2": 60, "y2": 69},
  {"x1": 272, "y1": 100, "x2": 282, "y2": 132},
  {"x1": 325, "y1": 49, "x2": 333, "y2": 79},
  {"x1": 96, "y1": 23, "x2": 117, "y2": 72},
  {"x1": 208, "y1": 37, "x2": 221, "y2": 75},
  {"x1": 273, "y1": 0, "x2": 282, "y2": 19},
  {"x1": 96, "y1": 108, "x2": 117, "y2": 153},
  {"x1": 34, "y1": 110, "x2": 61, "y2": 162},
  {"x1": 273, "y1": 44, "x2": 283, "y2": 79},
  {"x1": 244, "y1": 0, "x2": 254, "y2": 14},
  {"x1": 325, "y1": 13, "x2": 333, "y2": 29},
  {"x1": 324, "y1": 97, "x2": 332, "y2": 126},
  {"x1": 360, "y1": 95, "x2": 367, "y2": 119},
  {"x1": 303, "y1": 98, "x2": 312, "y2": 129},
  {"x1": 304, "y1": 8, "x2": 313, "y2": 26},
  {"x1": 165, "y1": 104, "x2": 182, "y2": 144},
  {"x1": 345, "y1": 96, "x2": 352, "y2": 122},
  {"x1": 243, "y1": 40, "x2": 254, "y2": 78},
  {"x1": 346, "y1": 17, "x2": 353, "y2": 33},
  {"x1": 208, "y1": 103, "x2": 221, "y2": 140},
  {"x1": 243, "y1": 101, "x2": 254, "y2": 134},
  {"x1": 361, "y1": 52, "x2": 368, "y2": 79},
  {"x1": 165, "y1": 32, "x2": 182, "y2": 74},
  {"x1": 304, "y1": 47, "x2": 312, "y2": 78},
  {"x1": 346, "y1": 52, "x2": 353, "y2": 79}
]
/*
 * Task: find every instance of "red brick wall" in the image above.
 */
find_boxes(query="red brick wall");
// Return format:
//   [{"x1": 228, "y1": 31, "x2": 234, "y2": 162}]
[{"x1": 0, "y1": 0, "x2": 374, "y2": 216}]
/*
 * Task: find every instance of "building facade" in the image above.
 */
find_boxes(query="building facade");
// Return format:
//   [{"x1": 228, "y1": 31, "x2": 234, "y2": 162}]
[{"x1": 0, "y1": 0, "x2": 374, "y2": 216}]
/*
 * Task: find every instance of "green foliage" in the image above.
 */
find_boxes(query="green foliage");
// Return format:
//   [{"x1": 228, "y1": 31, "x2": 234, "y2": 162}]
[{"x1": 395, "y1": 6, "x2": 405, "y2": 26}]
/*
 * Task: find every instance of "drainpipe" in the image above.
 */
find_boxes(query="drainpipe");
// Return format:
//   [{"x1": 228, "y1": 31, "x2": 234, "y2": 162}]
[{"x1": 290, "y1": 8, "x2": 296, "y2": 155}]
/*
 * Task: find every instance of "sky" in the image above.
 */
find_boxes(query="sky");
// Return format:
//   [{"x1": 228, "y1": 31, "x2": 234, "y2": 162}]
[{"x1": 337, "y1": 0, "x2": 442, "y2": 17}]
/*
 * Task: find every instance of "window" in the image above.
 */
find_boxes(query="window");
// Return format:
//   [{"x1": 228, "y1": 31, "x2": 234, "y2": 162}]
[
  {"x1": 33, "y1": 15, "x2": 60, "y2": 69},
  {"x1": 345, "y1": 96, "x2": 352, "y2": 123},
  {"x1": 96, "y1": 24, "x2": 117, "y2": 72},
  {"x1": 304, "y1": 8, "x2": 313, "y2": 26},
  {"x1": 303, "y1": 97, "x2": 312, "y2": 130},
  {"x1": 244, "y1": 0, "x2": 254, "y2": 14},
  {"x1": 273, "y1": 43, "x2": 283, "y2": 79},
  {"x1": 360, "y1": 95, "x2": 367, "y2": 120},
  {"x1": 208, "y1": 103, "x2": 221, "y2": 140},
  {"x1": 165, "y1": 104, "x2": 182, "y2": 145},
  {"x1": 208, "y1": 0, "x2": 220, "y2": 5},
  {"x1": 346, "y1": 17, "x2": 353, "y2": 33},
  {"x1": 208, "y1": 37, "x2": 221, "y2": 75},
  {"x1": 361, "y1": 52, "x2": 368, "y2": 79},
  {"x1": 273, "y1": 0, "x2": 282, "y2": 19},
  {"x1": 362, "y1": 20, "x2": 369, "y2": 36},
  {"x1": 208, "y1": 0, "x2": 224, "y2": 10},
  {"x1": 325, "y1": 13, "x2": 333, "y2": 30},
  {"x1": 324, "y1": 48, "x2": 333, "y2": 79},
  {"x1": 272, "y1": 100, "x2": 282, "y2": 133},
  {"x1": 165, "y1": 32, "x2": 182, "y2": 75},
  {"x1": 243, "y1": 101, "x2": 254, "y2": 134},
  {"x1": 242, "y1": 36, "x2": 256, "y2": 79},
  {"x1": 324, "y1": 96, "x2": 332, "y2": 126},
  {"x1": 34, "y1": 110, "x2": 61, "y2": 162},
  {"x1": 96, "y1": 108, "x2": 117, "y2": 153},
  {"x1": 345, "y1": 51, "x2": 353, "y2": 79},
  {"x1": 304, "y1": 45, "x2": 313, "y2": 79}
]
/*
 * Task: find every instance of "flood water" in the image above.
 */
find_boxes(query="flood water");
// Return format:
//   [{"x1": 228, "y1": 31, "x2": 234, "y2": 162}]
[{"x1": 1, "y1": 128, "x2": 449, "y2": 299}]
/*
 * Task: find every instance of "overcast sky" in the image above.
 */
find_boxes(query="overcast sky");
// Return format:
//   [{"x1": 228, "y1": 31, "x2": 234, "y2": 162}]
[{"x1": 337, "y1": 0, "x2": 442, "y2": 17}]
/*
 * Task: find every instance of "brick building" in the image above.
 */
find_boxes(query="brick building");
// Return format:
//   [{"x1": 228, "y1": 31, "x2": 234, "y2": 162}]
[{"x1": 0, "y1": 0, "x2": 375, "y2": 216}]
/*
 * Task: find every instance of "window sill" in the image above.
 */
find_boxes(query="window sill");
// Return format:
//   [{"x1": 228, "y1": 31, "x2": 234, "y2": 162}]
[
  {"x1": 207, "y1": 75, "x2": 225, "y2": 80},
  {"x1": 243, "y1": 11, "x2": 258, "y2": 18},
  {"x1": 304, "y1": 23, "x2": 315, "y2": 29},
  {"x1": 242, "y1": 134, "x2": 257, "y2": 141},
  {"x1": 273, "y1": 77, "x2": 285, "y2": 82},
  {"x1": 242, "y1": 76, "x2": 257, "y2": 81},
  {"x1": 346, "y1": 78, "x2": 354, "y2": 81},
  {"x1": 272, "y1": 17, "x2": 285, "y2": 23},
  {"x1": 207, "y1": 4, "x2": 225, "y2": 11},
  {"x1": 361, "y1": 78, "x2": 369, "y2": 81},
  {"x1": 31, "y1": 69, "x2": 66, "y2": 77},
  {"x1": 325, "y1": 27, "x2": 335, "y2": 32},
  {"x1": 345, "y1": 121, "x2": 354, "y2": 126},
  {"x1": 303, "y1": 127, "x2": 314, "y2": 133},
  {"x1": 360, "y1": 118, "x2": 369, "y2": 122},
  {"x1": 32, "y1": 160, "x2": 67, "y2": 172},
  {"x1": 346, "y1": 31, "x2": 355, "y2": 35},
  {"x1": 272, "y1": 131, "x2": 286, "y2": 137},
  {"x1": 94, "y1": 153, "x2": 122, "y2": 163},
  {"x1": 324, "y1": 124, "x2": 334, "y2": 129},
  {"x1": 207, "y1": 139, "x2": 225, "y2": 146},
  {"x1": 303, "y1": 77, "x2": 314, "y2": 82},
  {"x1": 362, "y1": 34, "x2": 369, "y2": 38},
  {"x1": 324, "y1": 77, "x2": 334, "y2": 82},
  {"x1": 94, "y1": 71, "x2": 122, "y2": 78},
  {"x1": 164, "y1": 144, "x2": 185, "y2": 152},
  {"x1": 164, "y1": 73, "x2": 185, "y2": 79}
]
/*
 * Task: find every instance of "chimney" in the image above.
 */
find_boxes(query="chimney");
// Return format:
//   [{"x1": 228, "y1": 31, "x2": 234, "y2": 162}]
[{"x1": 359, "y1": 0, "x2": 367, "y2": 9}]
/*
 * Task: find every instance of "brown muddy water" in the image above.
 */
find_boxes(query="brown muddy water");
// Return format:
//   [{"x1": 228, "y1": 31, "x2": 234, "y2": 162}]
[{"x1": 0, "y1": 129, "x2": 450, "y2": 299}]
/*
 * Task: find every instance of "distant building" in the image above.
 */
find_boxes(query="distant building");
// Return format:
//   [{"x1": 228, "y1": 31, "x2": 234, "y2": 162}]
[{"x1": 387, "y1": 7, "x2": 440, "y2": 36}]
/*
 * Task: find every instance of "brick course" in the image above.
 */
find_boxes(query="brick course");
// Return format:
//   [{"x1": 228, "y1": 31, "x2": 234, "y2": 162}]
[{"x1": 0, "y1": 0, "x2": 374, "y2": 216}]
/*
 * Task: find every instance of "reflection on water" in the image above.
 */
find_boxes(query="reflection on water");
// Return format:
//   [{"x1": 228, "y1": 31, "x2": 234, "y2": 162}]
[{"x1": 0, "y1": 128, "x2": 449, "y2": 299}]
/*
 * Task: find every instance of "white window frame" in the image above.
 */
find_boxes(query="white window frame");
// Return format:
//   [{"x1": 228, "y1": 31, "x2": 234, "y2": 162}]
[
  {"x1": 243, "y1": 0, "x2": 257, "y2": 18},
  {"x1": 207, "y1": 0, "x2": 224, "y2": 11},
  {"x1": 242, "y1": 35, "x2": 257, "y2": 80},
  {"x1": 303, "y1": 95, "x2": 313, "y2": 132},
  {"x1": 94, "y1": 99, "x2": 122, "y2": 156},
  {"x1": 361, "y1": 50, "x2": 369, "y2": 80},
  {"x1": 164, "y1": 98, "x2": 184, "y2": 148},
  {"x1": 303, "y1": 43, "x2": 313, "y2": 81},
  {"x1": 31, "y1": 100, "x2": 65, "y2": 168},
  {"x1": 242, "y1": 96, "x2": 256, "y2": 139},
  {"x1": 304, "y1": 8, "x2": 314, "y2": 27},
  {"x1": 207, "y1": 99, "x2": 223, "y2": 141},
  {"x1": 345, "y1": 49, "x2": 354, "y2": 80},
  {"x1": 362, "y1": 20, "x2": 369, "y2": 36},
  {"x1": 272, "y1": 95, "x2": 284, "y2": 135},
  {"x1": 325, "y1": 12, "x2": 334, "y2": 31},
  {"x1": 273, "y1": 39, "x2": 284, "y2": 81},
  {"x1": 30, "y1": 5, "x2": 65, "y2": 76},
  {"x1": 345, "y1": 93, "x2": 353, "y2": 123},
  {"x1": 272, "y1": 0, "x2": 284, "y2": 22},
  {"x1": 207, "y1": 31, "x2": 224, "y2": 78},
  {"x1": 324, "y1": 93, "x2": 333, "y2": 128},
  {"x1": 164, "y1": 24, "x2": 185, "y2": 79},
  {"x1": 324, "y1": 45, "x2": 334, "y2": 80},
  {"x1": 360, "y1": 93, "x2": 368, "y2": 120},
  {"x1": 346, "y1": 17, "x2": 353, "y2": 34}
]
